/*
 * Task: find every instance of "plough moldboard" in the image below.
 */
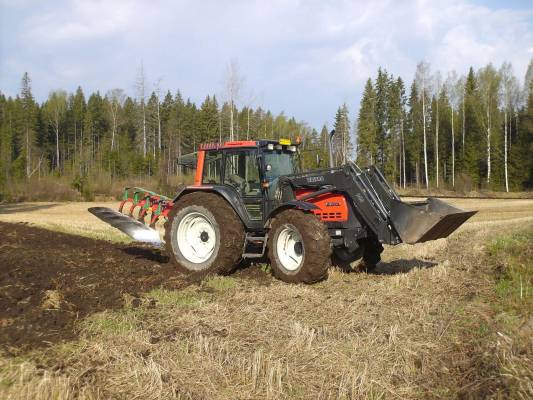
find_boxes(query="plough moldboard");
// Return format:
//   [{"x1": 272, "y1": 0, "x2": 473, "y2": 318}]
[{"x1": 89, "y1": 187, "x2": 173, "y2": 244}]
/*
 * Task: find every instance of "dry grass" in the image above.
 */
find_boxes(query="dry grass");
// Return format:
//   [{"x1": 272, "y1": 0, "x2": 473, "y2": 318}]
[
  {"x1": 1, "y1": 200, "x2": 532, "y2": 399},
  {"x1": 1, "y1": 198, "x2": 531, "y2": 244},
  {"x1": 0, "y1": 202, "x2": 129, "y2": 243}
]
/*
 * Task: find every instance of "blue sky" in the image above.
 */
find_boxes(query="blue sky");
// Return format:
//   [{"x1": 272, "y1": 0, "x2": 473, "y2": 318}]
[{"x1": 1, "y1": 0, "x2": 532, "y2": 130}]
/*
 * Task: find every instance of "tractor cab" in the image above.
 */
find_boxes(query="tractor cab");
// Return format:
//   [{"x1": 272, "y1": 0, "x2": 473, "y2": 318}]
[
  {"x1": 187, "y1": 139, "x2": 300, "y2": 225},
  {"x1": 196, "y1": 139, "x2": 299, "y2": 185}
]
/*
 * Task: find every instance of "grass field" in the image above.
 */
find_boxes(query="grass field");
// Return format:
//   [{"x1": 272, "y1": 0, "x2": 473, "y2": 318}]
[
  {"x1": 1, "y1": 198, "x2": 532, "y2": 241},
  {"x1": 0, "y1": 198, "x2": 532, "y2": 399}
]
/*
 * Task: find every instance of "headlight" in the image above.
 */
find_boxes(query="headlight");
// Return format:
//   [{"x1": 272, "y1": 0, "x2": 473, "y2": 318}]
[
  {"x1": 267, "y1": 143, "x2": 274, "y2": 150},
  {"x1": 287, "y1": 145, "x2": 296, "y2": 152}
]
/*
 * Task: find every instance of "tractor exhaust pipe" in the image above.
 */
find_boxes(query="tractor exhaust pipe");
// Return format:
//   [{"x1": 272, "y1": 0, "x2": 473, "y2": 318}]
[{"x1": 328, "y1": 129, "x2": 335, "y2": 168}]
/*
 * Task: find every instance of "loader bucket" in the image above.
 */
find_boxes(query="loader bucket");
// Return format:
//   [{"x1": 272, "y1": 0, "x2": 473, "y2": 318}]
[{"x1": 389, "y1": 198, "x2": 477, "y2": 244}]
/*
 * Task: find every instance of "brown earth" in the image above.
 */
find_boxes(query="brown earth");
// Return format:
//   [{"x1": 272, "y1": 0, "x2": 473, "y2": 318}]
[
  {"x1": 0, "y1": 222, "x2": 271, "y2": 355},
  {"x1": 1, "y1": 201, "x2": 532, "y2": 398},
  {"x1": 0, "y1": 222, "x2": 177, "y2": 353}
]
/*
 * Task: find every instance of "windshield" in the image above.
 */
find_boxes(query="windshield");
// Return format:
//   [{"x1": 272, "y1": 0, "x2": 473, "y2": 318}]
[{"x1": 263, "y1": 151, "x2": 296, "y2": 181}]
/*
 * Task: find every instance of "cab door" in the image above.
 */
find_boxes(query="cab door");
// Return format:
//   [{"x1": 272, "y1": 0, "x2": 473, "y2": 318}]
[{"x1": 222, "y1": 149, "x2": 263, "y2": 222}]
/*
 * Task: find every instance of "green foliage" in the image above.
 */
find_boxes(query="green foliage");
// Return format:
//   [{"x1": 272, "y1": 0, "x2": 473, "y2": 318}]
[
  {"x1": 332, "y1": 104, "x2": 351, "y2": 165},
  {"x1": 204, "y1": 276, "x2": 237, "y2": 291},
  {"x1": 82, "y1": 310, "x2": 139, "y2": 336},
  {"x1": 71, "y1": 171, "x2": 94, "y2": 201},
  {"x1": 146, "y1": 288, "x2": 204, "y2": 307},
  {"x1": 1, "y1": 64, "x2": 532, "y2": 194},
  {"x1": 356, "y1": 61, "x2": 533, "y2": 190},
  {"x1": 1, "y1": 73, "x2": 318, "y2": 191},
  {"x1": 487, "y1": 229, "x2": 533, "y2": 317},
  {"x1": 356, "y1": 79, "x2": 377, "y2": 166}
]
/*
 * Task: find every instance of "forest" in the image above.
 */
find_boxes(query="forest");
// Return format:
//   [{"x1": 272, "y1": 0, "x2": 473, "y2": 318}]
[
  {"x1": 354, "y1": 61, "x2": 533, "y2": 192},
  {"x1": 0, "y1": 60, "x2": 532, "y2": 201}
]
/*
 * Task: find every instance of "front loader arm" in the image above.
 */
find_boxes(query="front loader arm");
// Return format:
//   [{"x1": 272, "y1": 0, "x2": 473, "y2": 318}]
[{"x1": 281, "y1": 164, "x2": 476, "y2": 245}]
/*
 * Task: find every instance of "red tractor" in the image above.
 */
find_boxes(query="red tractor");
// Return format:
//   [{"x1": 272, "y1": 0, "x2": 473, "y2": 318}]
[{"x1": 90, "y1": 139, "x2": 475, "y2": 283}]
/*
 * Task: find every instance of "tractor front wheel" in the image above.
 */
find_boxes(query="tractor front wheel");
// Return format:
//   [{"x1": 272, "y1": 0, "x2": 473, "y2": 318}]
[
  {"x1": 164, "y1": 192, "x2": 245, "y2": 275},
  {"x1": 357, "y1": 237, "x2": 383, "y2": 272},
  {"x1": 268, "y1": 209, "x2": 331, "y2": 284},
  {"x1": 331, "y1": 246, "x2": 364, "y2": 272}
]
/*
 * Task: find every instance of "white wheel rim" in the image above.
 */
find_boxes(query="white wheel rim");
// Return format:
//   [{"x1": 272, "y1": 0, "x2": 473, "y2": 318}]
[
  {"x1": 176, "y1": 212, "x2": 217, "y2": 264},
  {"x1": 276, "y1": 225, "x2": 304, "y2": 271}
]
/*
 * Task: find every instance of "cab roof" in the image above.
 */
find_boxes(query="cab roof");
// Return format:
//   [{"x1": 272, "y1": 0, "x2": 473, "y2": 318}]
[{"x1": 199, "y1": 138, "x2": 299, "y2": 150}]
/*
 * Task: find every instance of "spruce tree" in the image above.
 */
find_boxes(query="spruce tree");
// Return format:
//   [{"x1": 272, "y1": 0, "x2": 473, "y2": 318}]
[
  {"x1": 20, "y1": 73, "x2": 37, "y2": 178},
  {"x1": 356, "y1": 78, "x2": 377, "y2": 166}
]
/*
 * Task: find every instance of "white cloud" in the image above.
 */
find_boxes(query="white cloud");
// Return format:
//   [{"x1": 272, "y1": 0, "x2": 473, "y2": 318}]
[
  {"x1": 23, "y1": 0, "x2": 149, "y2": 42},
  {"x1": 1, "y1": 0, "x2": 531, "y2": 128}
]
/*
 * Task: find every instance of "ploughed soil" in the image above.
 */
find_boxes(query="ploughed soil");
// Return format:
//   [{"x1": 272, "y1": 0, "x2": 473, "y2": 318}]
[
  {"x1": 0, "y1": 222, "x2": 269, "y2": 355},
  {"x1": 0, "y1": 222, "x2": 184, "y2": 354}
]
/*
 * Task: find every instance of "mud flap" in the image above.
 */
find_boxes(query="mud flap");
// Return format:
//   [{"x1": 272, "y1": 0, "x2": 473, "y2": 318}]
[
  {"x1": 88, "y1": 207, "x2": 163, "y2": 245},
  {"x1": 389, "y1": 198, "x2": 477, "y2": 244}
]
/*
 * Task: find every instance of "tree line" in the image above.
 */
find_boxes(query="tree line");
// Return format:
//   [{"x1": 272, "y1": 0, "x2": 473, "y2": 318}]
[
  {"x1": 0, "y1": 70, "x2": 320, "y2": 193},
  {"x1": 355, "y1": 61, "x2": 533, "y2": 191},
  {"x1": 1, "y1": 60, "x2": 532, "y2": 197}
]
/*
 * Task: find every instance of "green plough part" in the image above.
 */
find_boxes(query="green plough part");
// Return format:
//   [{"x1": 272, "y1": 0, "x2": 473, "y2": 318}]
[{"x1": 122, "y1": 187, "x2": 170, "y2": 203}]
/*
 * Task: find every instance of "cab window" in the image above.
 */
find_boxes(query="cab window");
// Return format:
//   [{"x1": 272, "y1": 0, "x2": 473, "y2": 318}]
[
  {"x1": 223, "y1": 150, "x2": 261, "y2": 196},
  {"x1": 263, "y1": 151, "x2": 297, "y2": 181},
  {"x1": 202, "y1": 151, "x2": 222, "y2": 184}
]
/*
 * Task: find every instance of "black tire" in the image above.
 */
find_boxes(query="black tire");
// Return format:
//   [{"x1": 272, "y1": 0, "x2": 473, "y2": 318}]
[
  {"x1": 331, "y1": 246, "x2": 364, "y2": 272},
  {"x1": 358, "y1": 237, "x2": 383, "y2": 272},
  {"x1": 164, "y1": 192, "x2": 245, "y2": 275},
  {"x1": 268, "y1": 209, "x2": 331, "y2": 284}
]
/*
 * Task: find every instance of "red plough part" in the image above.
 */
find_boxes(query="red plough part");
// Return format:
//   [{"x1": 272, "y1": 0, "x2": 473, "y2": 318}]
[
  {"x1": 118, "y1": 187, "x2": 173, "y2": 236},
  {"x1": 89, "y1": 187, "x2": 174, "y2": 245}
]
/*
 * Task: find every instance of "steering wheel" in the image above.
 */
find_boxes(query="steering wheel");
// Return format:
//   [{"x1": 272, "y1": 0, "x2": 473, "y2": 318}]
[{"x1": 229, "y1": 174, "x2": 246, "y2": 192}]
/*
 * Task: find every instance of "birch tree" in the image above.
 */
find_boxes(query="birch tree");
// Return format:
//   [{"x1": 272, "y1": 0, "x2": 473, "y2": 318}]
[
  {"x1": 154, "y1": 78, "x2": 163, "y2": 152},
  {"x1": 522, "y1": 58, "x2": 533, "y2": 104},
  {"x1": 136, "y1": 62, "x2": 148, "y2": 156},
  {"x1": 333, "y1": 104, "x2": 351, "y2": 165},
  {"x1": 244, "y1": 91, "x2": 257, "y2": 140},
  {"x1": 433, "y1": 71, "x2": 442, "y2": 187},
  {"x1": 499, "y1": 63, "x2": 518, "y2": 192},
  {"x1": 44, "y1": 90, "x2": 67, "y2": 171},
  {"x1": 445, "y1": 71, "x2": 460, "y2": 188},
  {"x1": 225, "y1": 60, "x2": 243, "y2": 141},
  {"x1": 477, "y1": 65, "x2": 500, "y2": 185},
  {"x1": 106, "y1": 89, "x2": 125, "y2": 151},
  {"x1": 415, "y1": 61, "x2": 431, "y2": 189},
  {"x1": 460, "y1": 76, "x2": 466, "y2": 156}
]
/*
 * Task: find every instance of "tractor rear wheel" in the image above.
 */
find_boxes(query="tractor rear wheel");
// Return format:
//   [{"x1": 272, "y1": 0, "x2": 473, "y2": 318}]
[
  {"x1": 268, "y1": 209, "x2": 331, "y2": 283},
  {"x1": 164, "y1": 192, "x2": 245, "y2": 275}
]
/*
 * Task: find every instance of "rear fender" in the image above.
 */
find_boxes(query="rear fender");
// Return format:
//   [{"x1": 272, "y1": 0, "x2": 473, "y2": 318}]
[{"x1": 172, "y1": 185, "x2": 259, "y2": 230}]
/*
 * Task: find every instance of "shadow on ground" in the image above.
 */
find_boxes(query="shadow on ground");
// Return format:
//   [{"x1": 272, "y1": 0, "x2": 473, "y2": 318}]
[
  {"x1": 0, "y1": 203, "x2": 59, "y2": 214},
  {"x1": 122, "y1": 245, "x2": 169, "y2": 263},
  {"x1": 374, "y1": 258, "x2": 438, "y2": 275},
  {"x1": 0, "y1": 222, "x2": 182, "y2": 355},
  {"x1": 0, "y1": 220, "x2": 438, "y2": 356}
]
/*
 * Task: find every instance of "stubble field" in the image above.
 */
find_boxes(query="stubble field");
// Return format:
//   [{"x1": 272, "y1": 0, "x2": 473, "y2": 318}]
[{"x1": 0, "y1": 198, "x2": 532, "y2": 399}]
